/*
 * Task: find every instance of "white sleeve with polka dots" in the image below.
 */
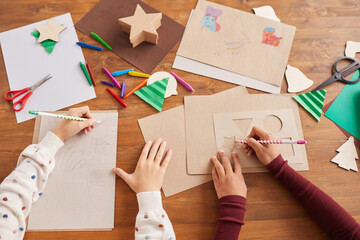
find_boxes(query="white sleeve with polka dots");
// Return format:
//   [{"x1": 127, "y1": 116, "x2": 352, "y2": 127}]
[
  {"x1": 0, "y1": 131, "x2": 63, "y2": 240},
  {"x1": 135, "y1": 191, "x2": 175, "y2": 240}
]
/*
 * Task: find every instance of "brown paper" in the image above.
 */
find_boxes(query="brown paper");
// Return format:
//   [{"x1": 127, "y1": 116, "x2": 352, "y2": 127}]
[
  {"x1": 75, "y1": 0, "x2": 185, "y2": 73},
  {"x1": 184, "y1": 91, "x2": 308, "y2": 175},
  {"x1": 177, "y1": 0, "x2": 296, "y2": 87}
]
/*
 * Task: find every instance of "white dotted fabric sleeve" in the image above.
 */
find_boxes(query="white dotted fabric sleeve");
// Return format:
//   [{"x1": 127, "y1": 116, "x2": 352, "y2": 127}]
[
  {"x1": 0, "y1": 131, "x2": 63, "y2": 240},
  {"x1": 135, "y1": 191, "x2": 175, "y2": 240}
]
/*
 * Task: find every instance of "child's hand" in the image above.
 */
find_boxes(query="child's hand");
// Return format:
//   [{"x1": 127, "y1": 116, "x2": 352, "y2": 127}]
[
  {"x1": 52, "y1": 106, "x2": 97, "y2": 141},
  {"x1": 211, "y1": 151, "x2": 247, "y2": 199},
  {"x1": 244, "y1": 126, "x2": 280, "y2": 166},
  {"x1": 113, "y1": 139, "x2": 172, "y2": 193}
]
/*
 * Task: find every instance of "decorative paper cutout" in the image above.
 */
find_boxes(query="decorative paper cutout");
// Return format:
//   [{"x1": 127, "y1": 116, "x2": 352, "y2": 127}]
[
  {"x1": 147, "y1": 71, "x2": 177, "y2": 98},
  {"x1": 285, "y1": 65, "x2": 314, "y2": 93},
  {"x1": 201, "y1": 6, "x2": 222, "y2": 32},
  {"x1": 35, "y1": 19, "x2": 67, "y2": 42},
  {"x1": 293, "y1": 89, "x2": 326, "y2": 122},
  {"x1": 262, "y1": 27, "x2": 282, "y2": 46},
  {"x1": 253, "y1": 6, "x2": 280, "y2": 22},
  {"x1": 31, "y1": 31, "x2": 56, "y2": 54},
  {"x1": 134, "y1": 77, "x2": 169, "y2": 111},
  {"x1": 345, "y1": 41, "x2": 360, "y2": 58},
  {"x1": 331, "y1": 136, "x2": 358, "y2": 172}
]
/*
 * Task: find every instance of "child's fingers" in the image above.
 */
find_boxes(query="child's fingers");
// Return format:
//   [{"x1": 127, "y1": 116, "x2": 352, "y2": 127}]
[
  {"x1": 138, "y1": 141, "x2": 152, "y2": 164},
  {"x1": 160, "y1": 149, "x2": 172, "y2": 171},
  {"x1": 249, "y1": 126, "x2": 272, "y2": 140},
  {"x1": 155, "y1": 141, "x2": 167, "y2": 165},
  {"x1": 219, "y1": 150, "x2": 233, "y2": 174},
  {"x1": 112, "y1": 168, "x2": 130, "y2": 183},
  {"x1": 147, "y1": 138, "x2": 162, "y2": 161},
  {"x1": 246, "y1": 137, "x2": 263, "y2": 153},
  {"x1": 212, "y1": 166, "x2": 219, "y2": 182},
  {"x1": 211, "y1": 156, "x2": 225, "y2": 179},
  {"x1": 232, "y1": 152, "x2": 242, "y2": 174}
]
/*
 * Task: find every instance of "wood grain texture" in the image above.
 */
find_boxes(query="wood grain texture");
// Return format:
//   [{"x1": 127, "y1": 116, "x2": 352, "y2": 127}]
[{"x1": 1, "y1": 0, "x2": 360, "y2": 239}]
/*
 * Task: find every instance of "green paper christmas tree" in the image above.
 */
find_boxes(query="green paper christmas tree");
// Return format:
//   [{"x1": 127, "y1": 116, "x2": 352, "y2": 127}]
[
  {"x1": 31, "y1": 31, "x2": 57, "y2": 54},
  {"x1": 134, "y1": 77, "x2": 169, "y2": 112},
  {"x1": 293, "y1": 89, "x2": 326, "y2": 122}
]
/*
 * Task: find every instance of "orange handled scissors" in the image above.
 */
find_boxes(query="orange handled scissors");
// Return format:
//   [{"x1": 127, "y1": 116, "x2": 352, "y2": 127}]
[{"x1": 4, "y1": 74, "x2": 52, "y2": 111}]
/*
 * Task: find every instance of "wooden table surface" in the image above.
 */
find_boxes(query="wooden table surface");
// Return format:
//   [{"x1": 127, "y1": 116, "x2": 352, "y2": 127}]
[{"x1": 1, "y1": 0, "x2": 360, "y2": 239}]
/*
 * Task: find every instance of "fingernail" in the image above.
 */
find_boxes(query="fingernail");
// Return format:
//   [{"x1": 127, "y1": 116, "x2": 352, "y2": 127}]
[
  {"x1": 212, "y1": 156, "x2": 217, "y2": 159},
  {"x1": 163, "y1": 141, "x2": 167, "y2": 145},
  {"x1": 232, "y1": 151, "x2": 236, "y2": 155},
  {"x1": 219, "y1": 149, "x2": 224, "y2": 153},
  {"x1": 159, "y1": 138, "x2": 162, "y2": 141},
  {"x1": 148, "y1": 141, "x2": 152, "y2": 144}
]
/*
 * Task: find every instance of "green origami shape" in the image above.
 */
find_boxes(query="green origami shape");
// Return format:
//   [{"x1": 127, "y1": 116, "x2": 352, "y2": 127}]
[
  {"x1": 31, "y1": 31, "x2": 57, "y2": 54},
  {"x1": 134, "y1": 77, "x2": 169, "y2": 112},
  {"x1": 293, "y1": 89, "x2": 326, "y2": 122}
]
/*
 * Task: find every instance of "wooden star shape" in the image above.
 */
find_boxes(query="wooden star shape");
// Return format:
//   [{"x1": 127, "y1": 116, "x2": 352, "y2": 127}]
[
  {"x1": 118, "y1": 4, "x2": 162, "y2": 48},
  {"x1": 35, "y1": 19, "x2": 67, "y2": 43}
]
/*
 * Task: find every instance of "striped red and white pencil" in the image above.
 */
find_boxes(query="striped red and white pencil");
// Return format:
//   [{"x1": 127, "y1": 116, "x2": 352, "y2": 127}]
[{"x1": 235, "y1": 140, "x2": 307, "y2": 144}]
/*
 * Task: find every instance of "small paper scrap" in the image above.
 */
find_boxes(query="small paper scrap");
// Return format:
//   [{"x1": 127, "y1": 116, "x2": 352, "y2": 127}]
[
  {"x1": 253, "y1": 6, "x2": 280, "y2": 22},
  {"x1": 285, "y1": 65, "x2": 314, "y2": 93},
  {"x1": 331, "y1": 136, "x2": 358, "y2": 172},
  {"x1": 345, "y1": 41, "x2": 360, "y2": 58}
]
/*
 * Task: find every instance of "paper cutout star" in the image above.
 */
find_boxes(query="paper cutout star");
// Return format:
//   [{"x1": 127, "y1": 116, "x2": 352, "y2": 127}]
[
  {"x1": 118, "y1": 4, "x2": 162, "y2": 47},
  {"x1": 35, "y1": 19, "x2": 67, "y2": 43}
]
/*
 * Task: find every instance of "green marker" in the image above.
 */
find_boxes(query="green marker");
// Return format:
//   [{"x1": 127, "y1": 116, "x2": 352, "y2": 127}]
[
  {"x1": 90, "y1": 32, "x2": 112, "y2": 51},
  {"x1": 79, "y1": 61, "x2": 92, "y2": 86},
  {"x1": 29, "y1": 110, "x2": 102, "y2": 124}
]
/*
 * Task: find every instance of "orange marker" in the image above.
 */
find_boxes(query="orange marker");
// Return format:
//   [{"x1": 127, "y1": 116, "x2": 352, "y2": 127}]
[
  {"x1": 124, "y1": 79, "x2": 148, "y2": 99},
  {"x1": 86, "y1": 61, "x2": 96, "y2": 86}
]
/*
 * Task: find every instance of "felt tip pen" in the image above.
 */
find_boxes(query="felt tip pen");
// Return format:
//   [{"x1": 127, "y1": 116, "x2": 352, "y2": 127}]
[
  {"x1": 90, "y1": 32, "x2": 112, "y2": 50},
  {"x1": 124, "y1": 79, "x2": 148, "y2": 98},
  {"x1": 112, "y1": 69, "x2": 134, "y2": 76},
  {"x1": 170, "y1": 72, "x2": 194, "y2": 92},
  {"x1": 106, "y1": 88, "x2": 127, "y2": 108},
  {"x1": 128, "y1": 71, "x2": 150, "y2": 78},
  {"x1": 102, "y1": 67, "x2": 121, "y2": 89},
  {"x1": 79, "y1": 61, "x2": 92, "y2": 86},
  {"x1": 29, "y1": 110, "x2": 102, "y2": 123},
  {"x1": 76, "y1": 42, "x2": 103, "y2": 51},
  {"x1": 236, "y1": 140, "x2": 307, "y2": 144},
  {"x1": 121, "y1": 81, "x2": 126, "y2": 98},
  {"x1": 86, "y1": 61, "x2": 96, "y2": 86},
  {"x1": 101, "y1": 81, "x2": 115, "y2": 87}
]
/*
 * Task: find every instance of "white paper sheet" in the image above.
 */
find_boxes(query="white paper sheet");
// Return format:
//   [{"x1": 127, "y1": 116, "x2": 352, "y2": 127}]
[{"x1": 0, "y1": 13, "x2": 96, "y2": 123}]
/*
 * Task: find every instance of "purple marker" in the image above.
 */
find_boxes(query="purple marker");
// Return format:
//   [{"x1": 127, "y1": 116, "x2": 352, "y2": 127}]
[
  {"x1": 121, "y1": 81, "x2": 126, "y2": 98},
  {"x1": 112, "y1": 68, "x2": 134, "y2": 76},
  {"x1": 102, "y1": 66, "x2": 121, "y2": 89},
  {"x1": 170, "y1": 72, "x2": 195, "y2": 92},
  {"x1": 101, "y1": 81, "x2": 115, "y2": 87}
]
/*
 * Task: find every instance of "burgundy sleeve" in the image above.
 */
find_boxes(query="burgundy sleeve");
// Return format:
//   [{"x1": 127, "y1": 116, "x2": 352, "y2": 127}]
[
  {"x1": 213, "y1": 195, "x2": 246, "y2": 240},
  {"x1": 267, "y1": 155, "x2": 360, "y2": 239}
]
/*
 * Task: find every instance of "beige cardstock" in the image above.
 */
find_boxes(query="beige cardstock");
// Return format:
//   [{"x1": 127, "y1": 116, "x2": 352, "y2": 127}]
[
  {"x1": 184, "y1": 90, "x2": 308, "y2": 175},
  {"x1": 285, "y1": 65, "x2": 314, "y2": 93},
  {"x1": 177, "y1": 0, "x2": 296, "y2": 87},
  {"x1": 213, "y1": 109, "x2": 304, "y2": 172},
  {"x1": 36, "y1": 19, "x2": 67, "y2": 42},
  {"x1": 147, "y1": 71, "x2": 178, "y2": 98},
  {"x1": 345, "y1": 41, "x2": 360, "y2": 58},
  {"x1": 331, "y1": 136, "x2": 359, "y2": 172}
]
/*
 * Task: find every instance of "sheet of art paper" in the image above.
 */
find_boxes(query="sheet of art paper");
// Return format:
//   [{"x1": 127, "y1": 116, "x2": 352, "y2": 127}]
[
  {"x1": 177, "y1": 0, "x2": 296, "y2": 87},
  {"x1": 0, "y1": 13, "x2": 96, "y2": 123},
  {"x1": 75, "y1": 0, "x2": 185, "y2": 73},
  {"x1": 138, "y1": 106, "x2": 212, "y2": 197},
  {"x1": 252, "y1": 6, "x2": 280, "y2": 22},
  {"x1": 27, "y1": 111, "x2": 117, "y2": 231},
  {"x1": 213, "y1": 109, "x2": 303, "y2": 172},
  {"x1": 184, "y1": 90, "x2": 308, "y2": 175}
]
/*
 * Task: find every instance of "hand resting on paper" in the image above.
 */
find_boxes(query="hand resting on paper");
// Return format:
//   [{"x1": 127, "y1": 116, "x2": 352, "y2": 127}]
[
  {"x1": 52, "y1": 106, "x2": 97, "y2": 141},
  {"x1": 243, "y1": 126, "x2": 280, "y2": 166},
  {"x1": 113, "y1": 138, "x2": 172, "y2": 193},
  {"x1": 211, "y1": 151, "x2": 247, "y2": 199}
]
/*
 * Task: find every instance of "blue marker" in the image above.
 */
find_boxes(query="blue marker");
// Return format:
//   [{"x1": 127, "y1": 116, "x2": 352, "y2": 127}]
[
  {"x1": 112, "y1": 68, "x2": 134, "y2": 76},
  {"x1": 121, "y1": 81, "x2": 126, "y2": 98},
  {"x1": 101, "y1": 81, "x2": 115, "y2": 87},
  {"x1": 76, "y1": 42, "x2": 103, "y2": 51}
]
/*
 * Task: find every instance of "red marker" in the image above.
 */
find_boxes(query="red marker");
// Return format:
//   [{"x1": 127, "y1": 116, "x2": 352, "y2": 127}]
[
  {"x1": 86, "y1": 61, "x2": 96, "y2": 86},
  {"x1": 106, "y1": 88, "x2": 127, "y2": 108}
]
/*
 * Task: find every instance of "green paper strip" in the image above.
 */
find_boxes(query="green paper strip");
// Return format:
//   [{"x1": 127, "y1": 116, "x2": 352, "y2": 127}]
[
  {"x1": 134, "y1": 78, "x2": 169, "y2": 112},
  {"x1": 325, "y1": 70, "x2": 360, "y2": 139},
  {"x1": 31, "y1": 31, "x2": 56, "y2": 54},
  {"x1": 293, "y1": 89, "x2": 326, "y2": 122}
]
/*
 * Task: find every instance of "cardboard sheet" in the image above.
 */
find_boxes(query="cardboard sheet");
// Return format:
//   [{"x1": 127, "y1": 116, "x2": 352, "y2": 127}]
[
  {"x1": 138, "y1": 106, "x2": 212, "y2": 197},
  {"x1": 0, "y1": 13, "x2": 96, "y2": 123},
  {"x1": 177, "y1": 0, "x2": 296, "y2": 87},
  {"x1": 213, "y1": 109, "x2": 304, "y2": 173},
  {"x1": 184, "y1": 90, "x2": 308, "y2": 175},
  {"x1": 75, "y1": 0, "x2": 185, "y2": 73},
  {"x1": 27, "y1": 111, "x2": 117, "y2": 231}
]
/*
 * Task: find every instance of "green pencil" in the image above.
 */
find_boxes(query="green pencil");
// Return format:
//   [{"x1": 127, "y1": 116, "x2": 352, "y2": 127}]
[
  {"x1": 79, "y1": 61, "x2": 92, "y2": 86},
  {"x1": 90, "y1": 32, "x2": 112, "y2": 50}
]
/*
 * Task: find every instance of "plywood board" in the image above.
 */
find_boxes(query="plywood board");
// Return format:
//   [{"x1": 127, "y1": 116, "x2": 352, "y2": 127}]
[
  {"x1": 28, "y1": 111, "x2": 118, "y2": 231},
  {"x1": 213, "y1": 109, "x2": 304, "y2": 172},
  {"x1": 184, "y1": 91, "x2": 308, "y2": 175},
  {"x1": 177, "y1": 0, "x2": 296, "y2": 87}
]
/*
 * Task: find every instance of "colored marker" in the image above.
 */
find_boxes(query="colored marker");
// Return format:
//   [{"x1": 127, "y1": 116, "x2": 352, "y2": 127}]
[
  {"x1": 128, "y1": 71, "x2": 150, "y2": 78},
  {"x1": 106, "y1": 88, "x2": 127, "y2": 108},
  {"x1": 86, "y1": 61, "x2": 96, "y2": 86},
  {"x1": 103, "y1": 67, "x2": 121, "y2": 89},
  {"x1": 124, "y1": 79, "x2": 148, "y2": 99},
  {"x1": 29, "y1": 110, "x2": 102, "y2": 123},
  {"x1": 90, "y1": 32, "x2": 112, "y2": 50},
  {"x1": 76, "y1": 42, "x2": 103, "y2": 51},
  {"x1": 79, "y1": 61, "x2": 92, "y2": 86},
  {"x1": 170, "y1": 72, "x2": 194, "y2": 92},
  {"x1": 101, "y1": 81, "x2": 115, "y2": 87},
  {"x1": 121, "y1": 81, "x2": 126, "y2": 98},
  {"x1": 112, "y1": 68, "x2": 134, "y2": 76},
  {"x1": 236, "y1": 140, "x2": 307, "y2": 144}
]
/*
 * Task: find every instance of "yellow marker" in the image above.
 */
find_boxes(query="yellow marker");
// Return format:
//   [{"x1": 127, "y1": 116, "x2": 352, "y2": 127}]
[{"x1": 128, "y1": 71, "x2": 150, "y2": 78}]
